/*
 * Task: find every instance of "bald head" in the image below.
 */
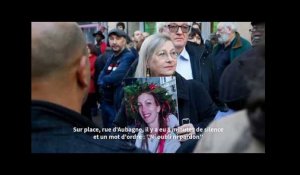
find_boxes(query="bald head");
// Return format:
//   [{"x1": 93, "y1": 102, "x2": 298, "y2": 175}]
[{"x1": 32, "y1": 22, "x2": 87, "y2": 78}]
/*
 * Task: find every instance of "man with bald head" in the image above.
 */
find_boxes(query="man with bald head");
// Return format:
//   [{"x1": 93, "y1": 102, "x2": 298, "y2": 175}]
[{"x1": 31, "y1": 22, "x2": 145, "y2": 153}]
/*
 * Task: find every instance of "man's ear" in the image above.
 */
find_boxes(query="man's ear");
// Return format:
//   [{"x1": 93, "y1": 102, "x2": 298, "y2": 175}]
[{"x1": 76, "y1": 55, "x2": 90, "y2": 89}]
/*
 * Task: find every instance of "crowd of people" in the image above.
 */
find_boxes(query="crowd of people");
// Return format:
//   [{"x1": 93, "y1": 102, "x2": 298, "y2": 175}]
[{"x1": 31, "y1": 21, "x2": 265, "y2": 153}]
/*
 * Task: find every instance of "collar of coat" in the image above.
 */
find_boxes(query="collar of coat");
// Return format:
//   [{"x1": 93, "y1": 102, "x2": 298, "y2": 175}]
[
  {"x1": 213, "y1": 32, "x2": 244, "y2": 54},
  {"x1": 231, "y1": 32, "x2": 243, "y2": 49}
]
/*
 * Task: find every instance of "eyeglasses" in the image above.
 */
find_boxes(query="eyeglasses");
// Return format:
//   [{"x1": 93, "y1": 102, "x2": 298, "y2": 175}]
[
  {"x1": 167, "y1": 24, "x2": 191, "y2": 33},
  {"x1": 156, "y1": 50, "x2": 178, "y2": 59}
]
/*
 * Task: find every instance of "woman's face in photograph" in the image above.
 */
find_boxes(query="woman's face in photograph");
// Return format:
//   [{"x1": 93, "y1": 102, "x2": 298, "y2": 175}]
[
  {"x1": 148, "y1": 41, "x2": 177, "y2": 76},
  {"x1": 137, "y1": 93, "x2": 161, "y2": 125}
]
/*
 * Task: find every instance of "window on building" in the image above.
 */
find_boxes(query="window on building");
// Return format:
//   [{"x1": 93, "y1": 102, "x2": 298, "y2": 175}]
[
  {"x1": 211, "y1": 22, "x2": 219, "y2": 33},
  {"x1": 81, "y1": 27, "x2": 97, "y2": 44},
  {"x1": 144, "y1": 22, "x2": 156, "y2": 35},
  {"x1": 78, "y1": 22, "x2": 100, "y2": 44}
]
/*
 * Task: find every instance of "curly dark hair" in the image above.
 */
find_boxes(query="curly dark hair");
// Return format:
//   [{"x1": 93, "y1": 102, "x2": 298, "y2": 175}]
[{"x1": 124, "y1": 82, "x2": 176, "y2": 127}]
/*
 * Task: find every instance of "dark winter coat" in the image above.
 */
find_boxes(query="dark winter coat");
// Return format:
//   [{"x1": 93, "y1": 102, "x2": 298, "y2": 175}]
[{"x1": 32, "y1": 100, "x2": 146, "y2": 153}]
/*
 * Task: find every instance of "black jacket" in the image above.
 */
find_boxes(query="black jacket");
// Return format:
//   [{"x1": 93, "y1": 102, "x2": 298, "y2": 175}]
[
  {"x1": 185, "y1": 42, "x2": 218, "y2": 103},
  {"x1": 219, "y1": 45, "x2": 265, "y2": 110},
  {"x1": 113, "y1": 73, "x2": 217, "y2": 131},
  {"x1": 175, "y1": 72, "x2": 217, "y2": 130},
  {"x1": 31, "y1": 100, "x2": 146, "y2": 153}
]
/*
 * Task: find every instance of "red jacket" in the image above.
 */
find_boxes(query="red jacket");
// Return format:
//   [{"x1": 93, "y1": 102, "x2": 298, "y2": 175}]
[{"x1": 99, "y1": 42, "x2": 107, "y2": 54}]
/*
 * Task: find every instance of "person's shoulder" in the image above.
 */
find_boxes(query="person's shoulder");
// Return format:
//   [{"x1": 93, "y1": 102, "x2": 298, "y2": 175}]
[
  {"x1": 239, "y1": 35, "x2": 251, "y2": 48},
  {"x1": 243, "y1": 40, "x2": 252, "y2": 48},
  {"x1": 193, "y1": 110, "x2": 249, "y2": 153},
  {"x1": 213, "y1": 110, "x2": 248, "y2": 124},
  {"x1": 231, "y1": 46, "x2": 264, "y2": 73},
  {"x1": 176, "y1": 73, "x2": 206, "y2": 93},
  {"x1": 186, "y1": 41, "x2": 205, "y2": 51},
  {"x1": 186, "y1": 79, "x2": 206, "y2": 90},
  {"x1": 186, "y1": 41, "x2": 199, "y2": 47},
  {"x1": 121, "y1": 49, "x2": 136, "y2": 60},
  {"x1": 243, "y1": 45, "x2": 263, "y2": 58},
  {"x1": 232, "y1": 47, "x2": 256, "y2": 65}
]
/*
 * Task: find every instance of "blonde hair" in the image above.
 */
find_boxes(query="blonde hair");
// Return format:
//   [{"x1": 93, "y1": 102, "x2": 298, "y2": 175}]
[{"x1": 134, "y1": 33, "x2": 172, "y2": 77}]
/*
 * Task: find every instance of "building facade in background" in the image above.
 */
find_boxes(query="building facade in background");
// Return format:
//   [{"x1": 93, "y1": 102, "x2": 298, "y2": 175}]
[{"x1": 78, "y1": 22, "x2": 252, "y2": 44}]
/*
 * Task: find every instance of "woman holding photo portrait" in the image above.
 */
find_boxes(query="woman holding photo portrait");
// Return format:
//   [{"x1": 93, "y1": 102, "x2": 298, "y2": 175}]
[
  {"x1": 124, "y1": 82, "x2": 180, "y2": 153},
  {"x1": 114, "y1": 33, "x2": 217, "y2": 146}
]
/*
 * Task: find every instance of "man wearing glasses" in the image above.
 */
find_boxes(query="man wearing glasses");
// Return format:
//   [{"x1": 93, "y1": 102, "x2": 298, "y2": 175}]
[{"x1": 165, "y1": 22, "x2": 217, "y2": 105}]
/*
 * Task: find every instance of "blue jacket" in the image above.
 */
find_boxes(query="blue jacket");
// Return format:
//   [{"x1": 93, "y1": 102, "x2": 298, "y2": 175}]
[
  {"x1": 97, "y1": 48, "x2": 136, "y2": 108},
  {"x1": 98, "y1": 48, "x2": 136, "y2": 87}
]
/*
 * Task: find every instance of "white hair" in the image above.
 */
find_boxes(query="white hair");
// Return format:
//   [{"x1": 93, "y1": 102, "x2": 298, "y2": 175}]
[
  {"x1": 217, "y1": 22, "x2": 237, "y2": 32},
  {"x1": 156, "y1": 22, "x2": 166, "y2": 33},
  {"x1": 165, "y1": 22, "x2": 192, "y2": 26}
]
